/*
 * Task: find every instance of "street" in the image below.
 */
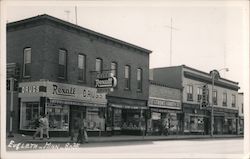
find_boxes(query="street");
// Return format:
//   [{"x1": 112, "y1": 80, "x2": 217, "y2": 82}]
[{"x1": 5, "y1": 138, "x2": 246, "y2": 159}]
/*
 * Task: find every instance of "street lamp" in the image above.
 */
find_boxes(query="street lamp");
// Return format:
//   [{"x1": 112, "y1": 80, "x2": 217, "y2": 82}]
[{"x1": 210, "y1": 68, "x2": 229, "y2": 137}]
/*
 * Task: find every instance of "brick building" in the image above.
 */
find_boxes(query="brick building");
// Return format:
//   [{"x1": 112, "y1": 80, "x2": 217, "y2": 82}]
[
  {"x1": 6, "y1": 14, "x2": 151, "y2": 137},
  {"x1": 151, "y1": 65, "x2": 240, "y2": 135}
]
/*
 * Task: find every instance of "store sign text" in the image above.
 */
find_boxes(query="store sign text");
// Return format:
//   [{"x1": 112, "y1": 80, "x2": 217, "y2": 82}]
[
  {"x1": 148, "y1": 97, "x2": 181, "y2": 109},
  {"x1": 21, "y1": 85, "x2": 40, "y2": 93},
  {"x1": 52, "y1": 84, "x2": 75, "y2": 96}
]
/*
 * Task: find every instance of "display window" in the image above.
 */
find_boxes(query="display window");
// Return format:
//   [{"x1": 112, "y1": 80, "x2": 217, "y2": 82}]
[
  {"x1": 20, "y1": 102, "x2": 43, "y2": 130},
  {"x1": 86, "y1": 107, "x2": 105, "y2": 131},
  {"x1": 121, "y1": 109, "x2": 145, "y2": 130},
  {"x1": 113, "y1": 108, "x2": 122, "y2": 130},
  {"x1": 47, "y1": 104, "x2": 69, "y2": 131}
]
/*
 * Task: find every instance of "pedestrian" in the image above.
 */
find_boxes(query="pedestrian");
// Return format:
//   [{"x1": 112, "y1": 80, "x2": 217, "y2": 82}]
[
  {"x1": 83, "y1": 120, "x2": 88, "y2": 143},
  {"x1": 42, "y1": 113, "x2": 50, "y2": 139},
  {"x1": 32, "y1": 114, "x2": 43, "y2": 139},
  {"x1": 76, "y1": 118, "x2": 84, "y2": 144}
]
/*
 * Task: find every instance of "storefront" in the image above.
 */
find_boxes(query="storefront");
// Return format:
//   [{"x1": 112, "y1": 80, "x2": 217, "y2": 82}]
[
  {"x1": 106, "y1": 97, "x2": 147, "y2": 135},
  {"x1": 183, "y1": 104, "x2": 210, "y2": 135},
  {"x1": 18, "y1": 81, "x2": 107, "y2": 136},
  {"x1": 148, "y1": 97, "x2": 182, "y2": 135},
  {"x1": 213, "y1": 107, "x2": 238, "y2": 135}
]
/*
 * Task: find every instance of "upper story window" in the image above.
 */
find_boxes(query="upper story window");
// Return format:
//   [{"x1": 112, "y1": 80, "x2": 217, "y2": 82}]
[
  {"x1": 232, "y1": 94, "x2": 236, "y2": 107},
  {"x1": 137, "y1": 68, "x2": 143, "y2": 92},
  {"x1": 187, "y1": 85, "x2": 193, "y2": 101},
  {"x1": 111, "y1": 62, "x2": 117, "y2": 77},
  {"x1": 78, "y1": 54, "x2": 86, "y2": 82},
  {"x1": 124, "y1": 65, "x2": 131, "y2": 90},
  {"x1": 23, "y1": 48, "x2": 31, "y2": 77},
  {"x1": 95, "y1": 58, "x2": 103, "y2": 73},
  {"x1": 197, "y1": 87, "x2": 202, "y2": 102},
  {"x1": 213, "y1": 90, "x2": 218, "y2": 105},
  {"x1": 58, "y1": 49, "x2": 67, "y2": 79},
  {"x1": 242, "y1": 104, "x2": 244, "y2": 113},
  {"x1": 223, "y1": 92, "x2": 227, "y2": 106}
]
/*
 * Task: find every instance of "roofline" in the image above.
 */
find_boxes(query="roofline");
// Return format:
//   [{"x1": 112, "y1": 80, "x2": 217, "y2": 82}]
[
  {"x1": 7, "y1": 14, "x2": 152, "y2": 54},
  {"x1": 182, "y1": 65, "x2": 239, "y2": 85}
]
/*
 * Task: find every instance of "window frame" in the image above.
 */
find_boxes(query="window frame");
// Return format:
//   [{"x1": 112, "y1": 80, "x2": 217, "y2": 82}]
[
  {"x1": 223, "y1": 92, "x2": 227, "y2": 106},
  {"x1": 187, "y1": 85, "x2": 193, "y2": 101},
  {"x1": 213, "y1": 90, "x2": 218, "y2": 105},
  {"x1": 78, "y1": 53, "x2": 86, "y2": 82},
  {"x1": 58, "y1": 49, "x2": 67, "y2": 79},
  {"x1": 111, "y1": 62, "x2": 117, "y2": 77},
  {"x1": 124, "y1": 65, "x2": 131, "y2": 90},
  {"x1": 23, "y1": 47, "x2": 31, "y2": 78},
  {"x1": 137, "y1": 68, "x2": 143, "y2": 92},
  {"x1": 197, "y1": 87, "x2": 202, "y2": 102},
  {"x1": 231, "y1": 94, "x2": 236, "y2": 107},
  {"x1": 95, "y1": 58, "x2": 103, "y2": 73}
]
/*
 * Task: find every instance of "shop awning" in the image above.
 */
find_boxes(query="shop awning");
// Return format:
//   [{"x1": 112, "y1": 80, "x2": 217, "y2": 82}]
[
  {"x1": 49, "y1": 98, "x2": 106, "y2": 107},
  {"x1": 110, "y1": 103, "x2": 147, "y2": 109}
]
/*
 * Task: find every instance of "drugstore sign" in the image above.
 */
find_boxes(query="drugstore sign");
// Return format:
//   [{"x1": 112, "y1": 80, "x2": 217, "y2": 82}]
[
  {"x1": 18, "y1": 81, "x2": 107, "y2": 104},
  {"x1": 148, "y1": 97, "x2": 181, "y2": 110}
]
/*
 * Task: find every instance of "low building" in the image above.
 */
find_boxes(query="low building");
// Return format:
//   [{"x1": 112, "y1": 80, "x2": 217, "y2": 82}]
[
  {"x1": 148, "y1": 81, "x2": 182, "y2": 135},
  {"x1": 151, "y1": 65, "x2": 240, "y2": 135}
]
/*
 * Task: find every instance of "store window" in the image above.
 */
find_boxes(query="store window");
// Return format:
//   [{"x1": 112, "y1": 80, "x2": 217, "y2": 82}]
[
  {"x1": 137, "y1": 68, "x2": 143, "y2": 92},
  {"x1": 58, "y1": 49, "x2": 67, "y2": 79},
  {"x1": 113, "y1": 108, "x2": 122, "y2": 130},
  {"x1": 78, "y1": 54, "x2": 86, "y2": 82},
  {"x1": 197, "y1": 87, "x2": 202, "y2": 102},
  {"x1": 213, "y1": 90, "x2": 218, "y2": 105},
  {"x1": 232, "y1": 94, "x2": 236, "y2": 107},
  {"x1": 20, "y1": 102, "x2": 42, "y2": 130},
  {"x1": 187, "y1": 85, "x2": 193, "y2": 101},
  {"x1": 124, "y1": 65, "x2": 131, "y2": 90},
  {"x1": 47, "y1": 104, "x2": 69, "y2": 131},
  {"x1": 121, "y1": 109, "x2": 144, "y2": 130},
  {"x1": 23, "y1": 48, "x2": 31, "y2": 77},
  {"x1": 223, "y1": 93, "x2": 227, "y2": 106},
  {"x1": 86, "y1": 107, "x2": 105, "y2": 131}
]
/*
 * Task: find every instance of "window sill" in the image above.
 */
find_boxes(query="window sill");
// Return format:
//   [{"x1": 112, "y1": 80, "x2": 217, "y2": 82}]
[
  {"x1": 137, "y1": 89, "x2": 142, "y2": 93},
  {"x1": 124, "y1": 88, "x2": 131, "y2": 91},
  {"x1": 22, "y1": 76, "x2": 31, "y2": 79},
  {"x1": 78, "y1": 80, "x2": 86, "y2": 84}
]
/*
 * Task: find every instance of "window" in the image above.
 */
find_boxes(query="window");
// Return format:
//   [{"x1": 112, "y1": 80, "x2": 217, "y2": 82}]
[
  {"x1": 124, "y1": 65, "x2": 131, "y2": 90},
  {"x1": 47, "y1": 104, "x2": 69, "y2": 131},
  {"x1": 20, "y1": 102, "x2": 41, "y2": 130},
  {"x1": 242, "y1": 104, "x2": 244, "y2": 113},
  {"x1": 111, "y1": 62, "x2": 117, "y2": 77},
  {"x1": 197, "y1": 87, "x2": 202, "y2": 102},
  {"x1": 137, "y1": 68, "x2": 143, "y2": 91},
  {"x1": 78, "y1": 54, "x2": 86, "y2": 81},
  {"x1": 223, "y1": 93, "x2": 227, "y2": 106},
  {"x1": 213, "y1": 90, "x2": 218, "y2": 105},
  {"x1": 232, "y1": 95, "x2": 236, "y2": 107},
  {"x1": 187, "y1": 85, "x2": 193, "y2": 101},
  {"x1": 58, "y1": 49, "x2": 67, "y2": 78},
  {"x1": 95, "y1": 58, "x2": 103, "y2": 72},
  {"x1": 23, "y1": 48, "x2": 31, "y2": 77}
]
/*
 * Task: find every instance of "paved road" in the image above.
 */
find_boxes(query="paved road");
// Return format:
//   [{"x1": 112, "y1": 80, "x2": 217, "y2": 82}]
[{"x1": 5, "y1": 138, "x2": 246, "y2": 159}]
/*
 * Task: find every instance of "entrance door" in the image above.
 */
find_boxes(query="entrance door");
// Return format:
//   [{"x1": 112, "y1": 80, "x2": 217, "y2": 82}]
[{"x1": 70, "y1": 108, "x2": 86, "y2": 132}]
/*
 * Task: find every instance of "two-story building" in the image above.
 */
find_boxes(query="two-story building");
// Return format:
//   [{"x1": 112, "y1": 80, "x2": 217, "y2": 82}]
[
  {"x1": 7, "y1": 14, "x2": 151, "y2": 137},
  {"x1": 151, "y1": 65, "x2": 240, "y2": 135},
  {"x1": 238, "y1": 92, "x2": 244, "y2": 134}
]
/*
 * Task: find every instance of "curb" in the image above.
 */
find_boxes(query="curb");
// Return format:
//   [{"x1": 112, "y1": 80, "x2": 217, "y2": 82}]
[{"x1": 19, "y1": 135, "x2": 243, "y2": 144}]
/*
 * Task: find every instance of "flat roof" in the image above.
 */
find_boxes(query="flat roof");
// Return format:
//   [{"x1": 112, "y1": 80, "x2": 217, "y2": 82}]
[{"x1": 7, "y1": 14, "x2": 152, "y2": 54}]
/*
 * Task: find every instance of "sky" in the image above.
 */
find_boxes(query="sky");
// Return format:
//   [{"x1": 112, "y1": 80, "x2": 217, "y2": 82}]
[{"x1": 3, "y1": 0, "x2": 249, "y2": 91}]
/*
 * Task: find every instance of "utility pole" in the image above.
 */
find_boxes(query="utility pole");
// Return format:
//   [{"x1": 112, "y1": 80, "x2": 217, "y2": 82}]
[
  {"x1": 164, "y1": 17, "x2": 179, "y2": 66},
  {"x1": 75, "y1": 6, "x2": 78, "y2": 25}
]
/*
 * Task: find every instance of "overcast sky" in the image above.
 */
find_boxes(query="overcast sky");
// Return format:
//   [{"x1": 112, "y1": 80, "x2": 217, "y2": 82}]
[{"x1": 4, "y1": 1, "x2": 249, "y2": 91}]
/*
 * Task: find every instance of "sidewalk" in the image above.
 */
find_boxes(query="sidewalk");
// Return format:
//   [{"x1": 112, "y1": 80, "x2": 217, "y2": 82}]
[{"x1": 6, "y1": 133, "x2": 244, "y2": 144}]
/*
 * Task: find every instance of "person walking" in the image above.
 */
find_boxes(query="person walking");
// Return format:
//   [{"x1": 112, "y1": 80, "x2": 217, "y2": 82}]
[
  {"x1": 42, "y1": 113, "x2": 50, "y2": 139},
  {"x1": 32, "y1": 114, "x2": 43, "y2": 139},
  {"x1": 33, "y1": 114, "x2": 49, "y2": 140},
  {"x1": 83, "y1": 119, "x2": 88, "y2": 143}
]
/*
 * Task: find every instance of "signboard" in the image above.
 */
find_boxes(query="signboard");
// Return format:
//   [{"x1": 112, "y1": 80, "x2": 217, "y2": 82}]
[
  {"x1": 18, "y1": 81, "x2": 107, "y2": 105},
  {"x1": 95, "y1": 72, "x2": 117, "y2": 93},
  {"x1": 148, "y1": 97, "x2": 181, "y2": 110}
]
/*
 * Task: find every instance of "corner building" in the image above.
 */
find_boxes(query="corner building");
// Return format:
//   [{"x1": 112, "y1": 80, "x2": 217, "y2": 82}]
[
  {"x1": 151, "y1": 65, "x2": 240, "y2": 135},
  {"x1": 7, "y1": 14, "x2": 151, "y2": 136}
]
